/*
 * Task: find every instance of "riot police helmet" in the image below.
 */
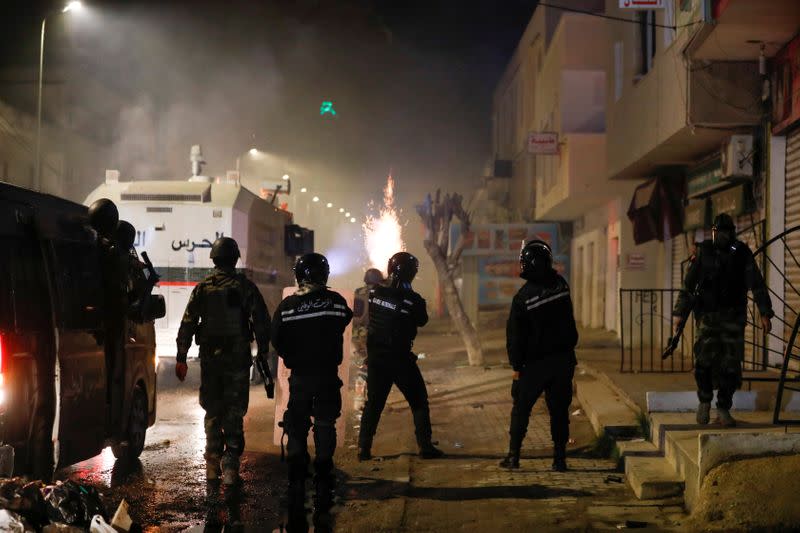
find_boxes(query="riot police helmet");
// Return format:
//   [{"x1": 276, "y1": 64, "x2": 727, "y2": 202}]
[
  {"x1": 364, "y1": 268, "x2": 384, "y2": 286},
  {"x1": 712, "y1": 214, "x2": 736, "y2": 249},
  {"x1": 116, "y1": 220, "x2": 136, "y2": 250},
  {"x1": 520, "y1": 239, "x2": 553, "y2": 280},
  {"x1": 387, "y1": 252, "x2": 418, "y2": 285},
  {"x1": 88, "y1": 198, "x2": 119, "y2": 237},
  {"x1": 294, "y1": 253, "x2": 330, "y2": 285},
  {"x1": 210, "y1": 237, "x2": 241, "y2": 267}
]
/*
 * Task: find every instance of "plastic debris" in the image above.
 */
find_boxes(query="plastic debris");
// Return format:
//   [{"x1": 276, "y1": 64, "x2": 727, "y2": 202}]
[
  {"x1": 604, "y1": 475, "x2": 624, "y2": 484},
  {"x1": 110, "y1": 499, "x2": 133, "y2": 532},
  {"x1": 88, "y1": 515, "x2": 115, "y2": 533},
  {"x1": 42, "y1": 524, "x2": 84, "y2": 533},
  {"x1": 567, "y1": 438, "x2": 576, "y2": 445},
  {"x1": 571, "y1": 409, "x2": 582, "y2": 416},
  {"x1": 417, "y1": 353, "x2": 427, "y2": 359},
  {"x1": 44, "y1": 481, "x2": 106, "y2": 527},
  {"x1": 0, "y1": 479, "x2": 47, "y2": 529},
  {"x1": 453, "y1": 442, "x2": 464, "y2": 449},
  {"x1": 0, "y1": 509, "x2": 32, "y2": 533}
]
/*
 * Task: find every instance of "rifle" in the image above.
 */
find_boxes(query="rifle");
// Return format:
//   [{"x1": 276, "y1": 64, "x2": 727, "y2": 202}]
[
  {"x1": 254, "y1": 353, "x2": 275, "y2": 399},
  {"x1": 663, "y1": 277, "x2": 705, "y2": 360},
  {"x1": 133, "y1": 251, "x2": 165, "y2": 321},
  {"x1": 140, "y1": 251, "x2": 160, "y2": 289}
]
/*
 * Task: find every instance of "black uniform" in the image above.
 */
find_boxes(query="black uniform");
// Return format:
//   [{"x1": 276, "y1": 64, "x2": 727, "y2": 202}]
[
  {"x1": 271, "y1": 285, "x2": 353, "y2": 505},
  {"x1": 357, "y1": 284, "x2": 434, "y2": 454},
  {"x1": 505, "y1": 271, "x2": 578, "y2": 460}
]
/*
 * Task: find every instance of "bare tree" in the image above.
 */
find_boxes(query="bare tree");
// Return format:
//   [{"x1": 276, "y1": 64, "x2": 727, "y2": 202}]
[{"x1": 416, "y1": 190, "x2": 484, "y2": 366}]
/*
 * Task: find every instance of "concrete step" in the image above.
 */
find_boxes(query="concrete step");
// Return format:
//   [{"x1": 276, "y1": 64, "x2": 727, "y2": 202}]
[
  {"x1": 615, "y1": 439, "x2": 660, "y2": 470},
  {"x1": 624, "y1": 456, "x2": 684, "y2": 500},
  {"x1": 575, "y1": 373, "x2": 640, "y2": 439}
]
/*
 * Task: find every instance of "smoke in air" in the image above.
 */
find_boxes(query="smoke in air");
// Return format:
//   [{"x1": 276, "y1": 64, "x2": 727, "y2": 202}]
[{"x1": 364, "y1": 175, "x2": 405, "y2": 274}]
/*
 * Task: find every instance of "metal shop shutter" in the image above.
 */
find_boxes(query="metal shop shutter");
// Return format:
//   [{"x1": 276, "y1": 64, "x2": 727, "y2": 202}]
[{"x1": 786, "y1": 130, "x2": 800, "y2": 344}]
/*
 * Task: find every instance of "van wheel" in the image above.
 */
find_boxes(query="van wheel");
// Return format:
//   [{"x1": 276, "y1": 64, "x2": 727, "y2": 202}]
[{"x1": 112, "y1": 384, "x2": 148, "y2": 461}]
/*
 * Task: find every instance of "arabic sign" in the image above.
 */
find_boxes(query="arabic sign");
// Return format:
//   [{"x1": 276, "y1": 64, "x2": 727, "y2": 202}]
[
  {"x1": 449, "y1": 223, "x2": 560, "y2": 257},
  {"x1": 527, "y1": 132, "x2": 559, "y2": 155},
  {"x1": 687, "y1": 157, "x2": 724, "y2": 198},
  {"x1": 619, "y1": 0, "x2": 665, "y2": 8},
  {"x1": 477, "y1": 254, "x2": 570, "y2": 306},
  {"x1": 683, "y1": 200, "x2": 708, "y2": 231},
  {"x1": 169, "y1": 232, "x2": 226, "y2": 252}
]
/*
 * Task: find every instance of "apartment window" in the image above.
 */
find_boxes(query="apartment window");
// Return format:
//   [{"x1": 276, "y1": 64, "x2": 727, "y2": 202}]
[
  {"x1": 636, "y1": 11, "x2": 656, "y2": 77},
  {"x1": 614, "y1": 42, "x2": 624, "y2": 102}
]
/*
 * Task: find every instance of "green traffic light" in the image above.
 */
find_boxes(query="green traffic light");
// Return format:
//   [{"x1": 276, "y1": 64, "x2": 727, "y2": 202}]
[{"x1": 320, "y1": 101, "x2": 337, "y2": 116}]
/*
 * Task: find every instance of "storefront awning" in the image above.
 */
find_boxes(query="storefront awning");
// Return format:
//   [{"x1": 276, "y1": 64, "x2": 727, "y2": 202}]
[{"x1": 627, "y1": 177, "x2": 685, "y2": 245}]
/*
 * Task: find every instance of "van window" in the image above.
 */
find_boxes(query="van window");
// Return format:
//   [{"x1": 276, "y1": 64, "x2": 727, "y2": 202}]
[
  {"x1": 0, "y1": 237, "x2": 51, "y2": 331},
  {"x1": 53, "y1": 243, "x2": 103, "y2": 330}
]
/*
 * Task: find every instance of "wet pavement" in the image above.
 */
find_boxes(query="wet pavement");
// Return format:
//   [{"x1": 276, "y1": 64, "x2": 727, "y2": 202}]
[{"x1": 59, "y1": 372, "x2": 287, "y2": 532}]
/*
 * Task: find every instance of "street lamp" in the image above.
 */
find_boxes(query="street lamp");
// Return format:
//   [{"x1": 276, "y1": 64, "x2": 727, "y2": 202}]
[
  {"x1": 312, "y1": 196, "x2": 319, "y2": 203},
  {"x1": 300, "y1": 187, "x2": 307, "y2": 193},
  {"x1": 35, "y1": 1, "x2": 84, "y2": 191},
  {"x1": 248, "y1": 148, "x2": 258, "y2": 156},
  {"x1": 282, "y1": 174, "x2": 290, "y2": 181},
  {"x1": 326, "y1": 202, "x2": 333, "y2": 208}
]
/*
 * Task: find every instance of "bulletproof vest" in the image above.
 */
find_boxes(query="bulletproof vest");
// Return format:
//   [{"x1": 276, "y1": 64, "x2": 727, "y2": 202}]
[
  {"x1": 199, "y1": 273, "x2": 247, "y2": 340},
  {"x1": 367, "y1": 286, "x2": 416, "y2": 353},
  {"x1": 697, "y1": 240, "x2": 748, "y2": 313}
]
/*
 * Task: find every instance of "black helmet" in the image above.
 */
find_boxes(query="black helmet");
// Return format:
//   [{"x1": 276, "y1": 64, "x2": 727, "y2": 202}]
[
  {"x1": 712, "y1": 213, "x2": 735, "y2": 232},
  {"x1": 520, "y1": 239, "x2": 553, "y2": 280},
  {"x1": 116, "y1": 220, "x2": 136, "y2": 250},
  {"x1": 364, "y1": 268, "x2": 384, "y2": 285},
  {"x1": 210, "y1": 237, "x2": 241, "y2": 262},
  {"x1": 387, "y1": 252, "x2": 418, "y2": 284},
  {"x1": 294, "y1": 253, "x2": 330, "y2": 285},
  {"x1": 88, "y1": 198, "x2": 119, "y2": 237}
]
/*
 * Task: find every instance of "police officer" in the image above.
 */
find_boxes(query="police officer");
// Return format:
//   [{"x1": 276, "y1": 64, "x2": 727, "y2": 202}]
[
  {"x1": 357, "y1": 252, "x2": 444, "y2": 461},
  {"x1": 351, "y1": 268, "x2": 386, "y2": 409},
  {"x1": 500, "y1": 240, "x2": 578, "y2": 472},
  {"x1": 673, "y1": 214, "x2": 773, "y2": 427},
  {"x1": 175, "y1": 237, "x2": 271, "y2": 489},
  {"x1": 271, "y1": 253, "x2": 353, "y2": 515}
]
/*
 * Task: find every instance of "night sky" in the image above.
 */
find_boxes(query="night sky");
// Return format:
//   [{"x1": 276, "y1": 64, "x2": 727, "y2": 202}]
[{"x1": 0, "y1": 0, "x2": 537, "y2": 288}]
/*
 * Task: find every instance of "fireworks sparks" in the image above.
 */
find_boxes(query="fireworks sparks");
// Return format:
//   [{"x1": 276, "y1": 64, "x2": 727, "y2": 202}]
[{"x1": 363, "y1": 174, "x2": 405, "y2": 273}]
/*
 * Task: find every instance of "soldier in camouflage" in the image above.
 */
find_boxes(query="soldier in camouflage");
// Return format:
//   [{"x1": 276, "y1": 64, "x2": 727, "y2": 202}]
[
  {"x1": 175, "y1": 237, "x2": 271, "y2": 491},
  {"x1": 673, "y1": 214, "x2": 773, "y2": 427}
]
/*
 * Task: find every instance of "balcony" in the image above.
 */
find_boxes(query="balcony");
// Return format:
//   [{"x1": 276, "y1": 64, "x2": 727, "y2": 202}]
[
  {"x1": 686, "y1": 0, "x2": 800, "y2": 61},
  {"x1": 535, "y1": 133, "x2": 631, "y2": 221},
  {"x1": 607, "y1": 35, "x2": 761, "y2": 181}
]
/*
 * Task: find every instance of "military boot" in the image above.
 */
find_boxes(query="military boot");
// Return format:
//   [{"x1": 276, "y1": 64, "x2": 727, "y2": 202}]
[
  {"x1": 552, "y1": 444, "x2": 568, "y2": 472},
  {"x1": 499, "y1": 449, "x2": 520, "y2": 469},
  {"x1": 206, "y1": 456, "x2": 222, "y2": 483},
  {"x1": 413, "y1": 409, "x2": 444, "y2": 459},
  {"x1": 696, "y1": 401, "x2": 711, "y2": 425},
  {"x1": 221, "y1": 457, "x2": 240, "y2": 488},
  {"x1": 313, "y1": 474, "x2": 335, "y2": 514},
  {"x1": 716, "y1": 408, "x2": 736, "y2": 427}
]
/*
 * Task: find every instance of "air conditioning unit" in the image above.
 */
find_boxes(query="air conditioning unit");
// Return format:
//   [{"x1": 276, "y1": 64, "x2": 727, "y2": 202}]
[{"x1": 721, "y1": 134, "x2": 754, "y2": 179}]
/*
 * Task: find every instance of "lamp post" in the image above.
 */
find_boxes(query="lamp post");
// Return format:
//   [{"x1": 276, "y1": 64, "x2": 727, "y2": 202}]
[{"x1": 35, "y1": 0, "x2": 83, "y2": 191}]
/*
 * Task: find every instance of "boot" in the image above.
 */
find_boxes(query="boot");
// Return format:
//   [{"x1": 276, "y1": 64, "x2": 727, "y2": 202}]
[
  {"x1": 222, "y1": 457, "x2": 240, "y2": 487},
  {"x1": 206, "y1": 456, "x2": 222, "y2": 483},
  {"x1": 499, "y1": 449, "x2": 520, "y2": 469},
  {"x1": 357, "y1": 423, "x2": 374, "y2": 461},
  {"x1": 357, "y1": 447, "x2": 372, "y2": 461},
  {"x1": 419, "y1": 442, "x2": 444, "y2": 459},
  {"x1": 716, "y1": 408, "x2": 736, "y2": 427},
  {"x1": 696, "y1": 402, "x2": 711, "y2": 425},
  {"x1": 413, "y1": 409, "x2": 444, "y2": 459},
  {"x1": 288, "y1": 477, "x2": 306, "y2": 515},
  {"x1": 313, "y1": 474, "x2": 335, "y2": 514},
  {"x1": 552, "y1": 444, "x2": 567, "y2": 472}
]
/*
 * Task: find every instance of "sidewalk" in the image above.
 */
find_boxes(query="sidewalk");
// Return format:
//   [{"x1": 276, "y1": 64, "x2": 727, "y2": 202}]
[{"x1": 331, "y1": 321, "x2": 686, "y2": 532}]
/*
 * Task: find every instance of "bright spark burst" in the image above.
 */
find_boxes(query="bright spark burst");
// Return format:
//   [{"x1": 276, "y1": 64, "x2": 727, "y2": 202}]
[{"x1": 363, "y1": 174, "x2": 404, "y2": 273}]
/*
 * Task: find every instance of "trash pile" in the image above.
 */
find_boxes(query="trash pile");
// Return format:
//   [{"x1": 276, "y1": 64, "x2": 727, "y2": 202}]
[{"x1": 0, "y1": 478, "x2": 136, "y2": 533}]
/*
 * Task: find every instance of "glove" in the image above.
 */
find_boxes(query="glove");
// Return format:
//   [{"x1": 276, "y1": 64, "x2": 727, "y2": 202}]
[{"x1": 175, "y1": 361, "x2": 188, "y2": 382}]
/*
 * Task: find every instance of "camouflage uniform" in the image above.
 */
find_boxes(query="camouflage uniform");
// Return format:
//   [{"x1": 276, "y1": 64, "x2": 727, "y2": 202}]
[
  {"x1": 351, "y1": 285, "x2": 370, "y2": 407},
  {"x1": 176, "y1": 267, "x2": 270, "y2": 477},
  {"x1": 673, "y1": 239, "x2": 773, "y2": 409}
]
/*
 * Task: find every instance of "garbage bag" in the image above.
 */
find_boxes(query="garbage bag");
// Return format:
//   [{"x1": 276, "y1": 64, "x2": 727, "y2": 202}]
[
  {"x1": 89, "y1": 515, "x2": 115, "y2": 533},
  {"x1": 0, "y1": 509, "x2": 33, "y2": 533},
  {"x1": 43, "y1": 481, "x2": 106, "y2": 527},
  {"x1": 42, "y1": 524, "x2": 84, "y2": 533},
  {"x1": 0, "y1": 479, "x2": 47, "y2": 528}
]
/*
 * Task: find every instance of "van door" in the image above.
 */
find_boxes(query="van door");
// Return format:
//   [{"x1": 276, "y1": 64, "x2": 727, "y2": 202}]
[{"x1": 50, "y1": 242, "x2": 107, "y2": 467}]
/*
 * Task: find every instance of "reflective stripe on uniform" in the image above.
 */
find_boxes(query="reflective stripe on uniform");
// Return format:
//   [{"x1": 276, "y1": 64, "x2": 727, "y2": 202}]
[
  {"x1": 283, "y1": 310, "x2": 348, "y2": 322},
  {"x1": 282, "y1": 309, "x2": 296, "y2": 316},
  {"x1": 526, "y1": 291, "x2": 569, "y2": 311}
]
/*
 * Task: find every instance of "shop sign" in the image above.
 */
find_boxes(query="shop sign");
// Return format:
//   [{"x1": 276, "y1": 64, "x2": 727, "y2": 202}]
[
  {"x1": 449, "y1": 222, "x2": 559, "y2": 257},
  {"x1": 710, "y1": 184, "x2": 751, "y2": 219},
  {"x1": 527, "y1": 132, "x2": 559, "y2": 155},
  {"x1": 626, "y1": 253, "x2": 646, "y2": 270},
  {"x1": 687, "y1": 157, "x2": 724, "y2": 198},
  {"x1": 619, "y1": 0, "x2": 665, "y2": 8},
  {"x1": 772, "y1": 33, "x2": 800, "y2": 134},
  {"x1": 683, "y1": 200, "x2": 707, "y2": 231}
]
